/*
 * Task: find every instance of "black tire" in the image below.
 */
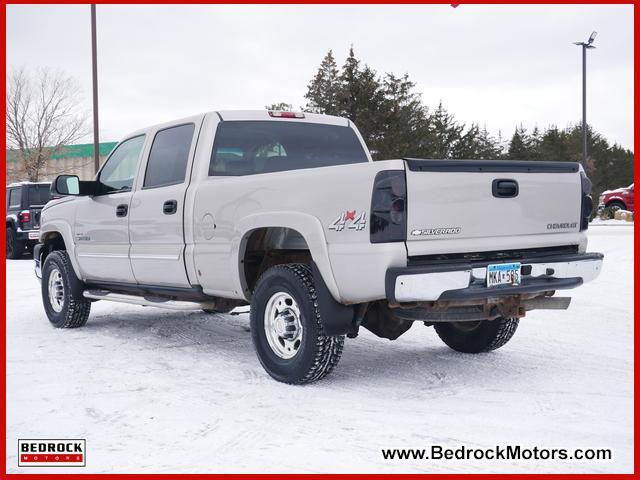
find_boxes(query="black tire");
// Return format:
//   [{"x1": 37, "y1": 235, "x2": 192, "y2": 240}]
[
  {"x1": 434, "y1": 317, "x2": 519, "y2": 353},
  {"x1": 606, "y1": 200, "x2": 626, "y2": 218},
  {"x1": 250, "y1": 264, "x2": 344, "y2": 384},
  {"x1": 41, "y1": 250, "x2": 91, "y2": 328},
  {"x1": 6, "y1": 226, "x2": 25, "y2": 259}
]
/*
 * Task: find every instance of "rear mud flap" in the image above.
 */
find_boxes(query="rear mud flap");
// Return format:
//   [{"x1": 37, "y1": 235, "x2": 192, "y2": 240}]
[{"x1": 311, "y1": 262, "x2": 355, "y2": 336}]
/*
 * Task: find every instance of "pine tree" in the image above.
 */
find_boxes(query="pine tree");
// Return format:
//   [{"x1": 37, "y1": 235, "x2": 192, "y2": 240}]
[
  {"x1": 300, "y1": 45, "x2": 633, "y2": 205},
  {"x1": 377, "y1": 73, "x2": 430, "y2": 159},
  {"x1": 265, "y1": 102, "x2": 293, "y2": 111},
  {"x1": 507, "y1": 125, "x2": 533, "y2": 159},
  {"x1": 304, "y1": 50, "x2": 340, "y2": 114},
  {"x1": 338, "y1": 47, "x2": 362, "y2": 123},
  {"x1": 429, "y1": 102, "x2": 463, "y2": 159},
  {"x1": 529, "y1": 126, "x2": 542, "y2": 160}
]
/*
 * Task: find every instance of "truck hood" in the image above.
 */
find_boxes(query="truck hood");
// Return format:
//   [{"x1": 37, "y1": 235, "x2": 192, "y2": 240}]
[
  {"x1": 42, "y1": 196, "x2": 77, "y2": 212},
  {"x1": 602, "y1": 187, "x2": 628, "y2": 195}
]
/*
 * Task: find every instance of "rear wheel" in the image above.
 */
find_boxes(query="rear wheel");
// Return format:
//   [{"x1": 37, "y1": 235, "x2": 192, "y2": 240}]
[
  {"x1": 250, "y1": 264, "x2": 344, "y2": 384},
  {"x1": 41, "y1": 251, "x2": 91, "y2": 328},
  {"x1": 434, "y1": 317, "x2": 519, "y2": 353},
  {"x1": 6, "y1": 227, "x2": 25, "y2": 259}
]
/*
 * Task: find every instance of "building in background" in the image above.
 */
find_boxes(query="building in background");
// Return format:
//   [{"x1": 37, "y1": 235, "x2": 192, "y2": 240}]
[{"x1": 6, "y1": 142, "x2": 117, "y2": 184}]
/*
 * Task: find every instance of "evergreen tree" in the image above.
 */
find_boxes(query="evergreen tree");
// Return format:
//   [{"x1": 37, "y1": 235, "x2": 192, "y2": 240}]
[
  {"x1": 429, "y1": 102, "x2": 463, "y2": 159},
  {"x1": 538, "y1": 126, "x2": 568, "y2": 161},
  {"x1": 529, "y1": 126, "x2": 542, "y2": 160},
  {"x1": 507, "y1": 125, "x2": 533, "y2": 159},
  {"x1": 301, "y1": 45, "x2": 633, "y2": 205},
  {"x1": 265, "y1": 102, "x2": 293, "y2": 111},
  {"x1": 304, "y1": 50, "x2": 340, "y2": 114},
  {"x1": 338, "y1": 47, "x2": 362, "y2": 122},
  {"x1": 482, "y1": 126, "x2": 505, "y2": 158},
  {"x1": 377, "y1": 73, "x2": 430, "y2": 159}
]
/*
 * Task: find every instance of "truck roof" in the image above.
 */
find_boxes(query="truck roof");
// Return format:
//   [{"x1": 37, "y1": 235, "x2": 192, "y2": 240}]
[
  {"x1": 216, "y1": 110, "x2": 349, "y2": 127},
  {"x1": 124, "y1": 110, "x2": 351, "y2": 139}
]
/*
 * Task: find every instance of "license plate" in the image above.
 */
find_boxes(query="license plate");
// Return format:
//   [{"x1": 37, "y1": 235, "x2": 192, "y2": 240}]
[
  {"x1": 28, "y1": 231, "x2": 40, "y2": 240},
  {"x1": 487, "y1": 262, "x2": 521, "y2": 288}
]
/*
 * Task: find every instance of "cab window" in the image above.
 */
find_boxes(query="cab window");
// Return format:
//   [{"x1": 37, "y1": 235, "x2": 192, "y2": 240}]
[
  {"x1": 209, "y1": 121, "x2": 368, "y2": 176},
  {"x1": 143, "y1": 124, "x2": 195, "y2": 188},
  {"x1": 98, "y1": 135, "x2": 146, "y2": 193}
]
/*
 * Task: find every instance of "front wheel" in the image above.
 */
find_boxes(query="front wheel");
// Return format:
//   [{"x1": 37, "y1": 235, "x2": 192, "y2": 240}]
[
  {"x1": 606, "y1": 200, "x2": 626, "y2": 218},
  {"x1": 41, "y1": 251, "x2": 91, "y2": 328},
  {"x1": 250, "y1": 264, "x2": 344, "y2": 384},
  {"x1": 434, "y1": 317, "x2": 519, "y2": 353}
]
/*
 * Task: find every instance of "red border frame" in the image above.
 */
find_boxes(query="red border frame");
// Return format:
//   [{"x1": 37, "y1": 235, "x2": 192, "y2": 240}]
[{"x1": 2, "y1": 1, "x2": 637, "y2": 477}]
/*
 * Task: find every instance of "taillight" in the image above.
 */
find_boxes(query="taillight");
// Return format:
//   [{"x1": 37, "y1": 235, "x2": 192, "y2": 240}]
[
  {"x1": 19, "y1": 210, "x2": 31, "y2": 224},
  {"x1": 370, "y1": 170, "x2": 407, "y2": 243},
  {"x1": 268, "y1": 111, "x2": 305, "y2": 119},
  {"x1": 580, "y1": 170, "x2": 592, "y2": 231}
]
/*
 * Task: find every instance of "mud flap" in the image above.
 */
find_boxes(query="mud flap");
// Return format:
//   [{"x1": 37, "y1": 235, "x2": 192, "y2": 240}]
[
  {"x1": 360, "y1": 302, "x2": 413, "y2": 340},
  {"x1": 311, "y1": 262, "x2": 355, "y2": 336}
]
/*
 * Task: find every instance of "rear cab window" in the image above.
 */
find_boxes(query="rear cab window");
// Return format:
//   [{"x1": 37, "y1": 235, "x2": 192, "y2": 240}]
[
  {"x1": 143, "y1": 123, "x2": 195, "y2": 188},
  {"x1": 209, "y1": 121, "x2": 368, "y2": 176}
]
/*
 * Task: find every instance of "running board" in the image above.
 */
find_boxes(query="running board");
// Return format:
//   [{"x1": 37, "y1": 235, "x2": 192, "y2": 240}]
[{"x1": 83, "y1": 289, "x2": 216, "y2": 311}]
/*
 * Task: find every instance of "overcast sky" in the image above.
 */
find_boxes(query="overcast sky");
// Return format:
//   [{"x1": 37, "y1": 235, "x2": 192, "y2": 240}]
[{"x1": 7, "y1": 4, "x2": 634, "y2": 150}]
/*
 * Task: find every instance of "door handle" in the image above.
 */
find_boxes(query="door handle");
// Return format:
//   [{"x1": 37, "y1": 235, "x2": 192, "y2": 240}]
[
  {"x1": 116, "y1": 204, "x2": 128, "y2": 217},
  {"x1": 492, "y1": 179, "x2": 519, "y2": 198},
  {"x1": 163, "y1": 200, "x2": 178, "y2": 215}
]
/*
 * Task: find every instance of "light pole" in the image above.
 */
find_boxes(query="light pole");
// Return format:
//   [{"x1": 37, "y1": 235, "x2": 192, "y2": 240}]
[
  {"x1": 91, "y1": 4, "x2": 100, "y2": 174},
  {"x1": 573, "y1": 31, "x2": 597, "y2": 170}
]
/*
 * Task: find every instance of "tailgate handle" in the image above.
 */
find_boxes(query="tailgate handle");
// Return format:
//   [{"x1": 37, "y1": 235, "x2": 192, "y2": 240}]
[{"x1": 492, "y1": 179, "x2": 519, "y2": 198}]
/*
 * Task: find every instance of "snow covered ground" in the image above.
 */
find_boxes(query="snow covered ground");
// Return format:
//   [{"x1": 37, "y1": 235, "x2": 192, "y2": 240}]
[
  {"x1": 6, "y1": 226, "x2": 633, "y2": 473},
  {"x1": 591, "y1": 218, "x2": 634, "y2": 226}
]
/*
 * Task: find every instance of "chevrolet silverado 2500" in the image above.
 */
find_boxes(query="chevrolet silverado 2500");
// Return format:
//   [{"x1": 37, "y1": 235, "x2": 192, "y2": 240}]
[{"x1": 35, "y1": 110, "x2": 603, "y2": 384}]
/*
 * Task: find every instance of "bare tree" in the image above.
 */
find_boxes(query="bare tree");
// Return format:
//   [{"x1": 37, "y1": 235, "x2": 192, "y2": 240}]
[{"x1": 6, "y1": 67, "x2": 89, "y2": 182}]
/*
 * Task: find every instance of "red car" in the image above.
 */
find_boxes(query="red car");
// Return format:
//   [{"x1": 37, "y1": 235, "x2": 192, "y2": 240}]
[{"x1": 598, "y1": 183, "x2": 634, "y2": 216}]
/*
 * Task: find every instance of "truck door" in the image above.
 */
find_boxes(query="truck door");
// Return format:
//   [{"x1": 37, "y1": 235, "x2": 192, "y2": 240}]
[
  {"x1": 74, "y1": 135, "x2": 146, "y2": 283},
  {"x1": 128, "y1": 122, "x2": 200, "y2": 287}
]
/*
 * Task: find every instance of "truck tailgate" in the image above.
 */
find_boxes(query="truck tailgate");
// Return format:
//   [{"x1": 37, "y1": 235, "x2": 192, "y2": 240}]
[{"x1": 404, "y1": 159, "x2": 584, "y2": 256}]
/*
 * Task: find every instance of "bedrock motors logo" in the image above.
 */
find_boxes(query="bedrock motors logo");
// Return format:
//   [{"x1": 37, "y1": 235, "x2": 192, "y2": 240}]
[{"x1": 18, "y1": 439, "x2": 86, "y2": 467}]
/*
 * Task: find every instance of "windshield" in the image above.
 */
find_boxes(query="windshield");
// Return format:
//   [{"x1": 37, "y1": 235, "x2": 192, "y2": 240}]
[
  {"x1": 27, "y1": 184, "x2": 51, "y2": 206},
  {"x1": 209, "y1": 121, "x2": 368, "y2": 176}
]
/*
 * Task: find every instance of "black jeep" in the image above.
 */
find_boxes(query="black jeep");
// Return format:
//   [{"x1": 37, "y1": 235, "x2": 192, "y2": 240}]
[{"x1": 6, "y1": 182, "x2": 51, "y2": 259}]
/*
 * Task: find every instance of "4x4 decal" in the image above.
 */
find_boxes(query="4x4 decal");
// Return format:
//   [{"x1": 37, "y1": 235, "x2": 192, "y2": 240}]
[{"x1": 328, "y1": 210, "x2": 367, "y2": 232}]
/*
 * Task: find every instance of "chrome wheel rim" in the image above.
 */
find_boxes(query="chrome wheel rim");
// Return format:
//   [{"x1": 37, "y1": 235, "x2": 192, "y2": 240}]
[
  {"x1": 47, "y1": 268, "x2": 65, "y2": 313},
  {"x1": 264, "y1": 292, "x2": 303, "y2": 359}
]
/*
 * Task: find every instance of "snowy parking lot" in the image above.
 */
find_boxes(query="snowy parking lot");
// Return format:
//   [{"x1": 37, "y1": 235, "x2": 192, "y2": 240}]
[{"x1": 6, "y1": 225, "x2": 633, "y2": 473}]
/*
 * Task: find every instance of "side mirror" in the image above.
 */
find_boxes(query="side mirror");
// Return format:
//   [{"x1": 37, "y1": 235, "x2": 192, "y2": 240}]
[{"x1": 52, "y1": 175, "x2": 81, "y2": 196}]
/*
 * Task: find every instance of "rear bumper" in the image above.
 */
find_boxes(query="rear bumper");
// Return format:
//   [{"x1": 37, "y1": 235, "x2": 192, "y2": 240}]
[
  {"x1": 16, "y1": 228, "x2": 40, "y2": 242},
  {"x1": 386, "y1": 252, "x2": 604, "y2": 303}
]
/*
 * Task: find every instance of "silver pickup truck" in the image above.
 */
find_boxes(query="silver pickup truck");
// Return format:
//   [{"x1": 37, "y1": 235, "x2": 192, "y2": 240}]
[{"x1": 35, "y1": 110, "x2": 603, "y2": 384}]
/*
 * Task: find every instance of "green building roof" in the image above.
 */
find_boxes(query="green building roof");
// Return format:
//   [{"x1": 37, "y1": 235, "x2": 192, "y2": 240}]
[
  {"x1": 6, "y1": 142, "x2": 118, "y2": 163},
  {"x1": 50, "y1": 142, "x2": 118, "y2": 159}
]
